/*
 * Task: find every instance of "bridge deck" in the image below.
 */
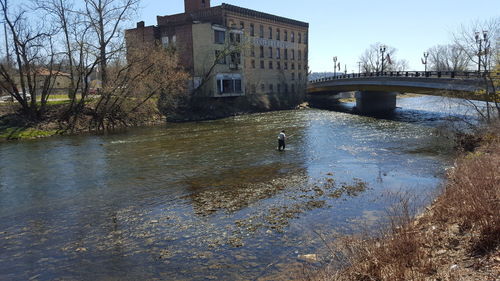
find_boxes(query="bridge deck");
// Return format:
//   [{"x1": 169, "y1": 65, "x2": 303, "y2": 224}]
[{"x1": 308, "y1": 71, "x2": 498, "y2": 98}]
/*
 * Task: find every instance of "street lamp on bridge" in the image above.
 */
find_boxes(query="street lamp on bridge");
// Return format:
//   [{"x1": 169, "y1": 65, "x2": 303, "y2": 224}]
[
  {"x1": 422, "y1": 52, "x2": 429, "y2": 72},
  {"x1": 357, "y1": 61, "x2": 362, "y2": 74},
  {"x1": 475, "y1": 30, "x2": 489, "y2": 75},
  {"x1": 379, "y1": 45, "x2": 386, "y2": 74},
  {"x1": 333, "y1": 56, "x2": 338, "y2": 77}
]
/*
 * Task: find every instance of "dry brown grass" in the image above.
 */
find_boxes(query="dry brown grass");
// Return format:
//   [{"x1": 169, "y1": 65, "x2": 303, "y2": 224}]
[
  {"x1": 298, "y1": 128, "x2": 500, "y2": 281},
  {"x1": 435, "y1": 140, "x2": 500, "y2": 257}
]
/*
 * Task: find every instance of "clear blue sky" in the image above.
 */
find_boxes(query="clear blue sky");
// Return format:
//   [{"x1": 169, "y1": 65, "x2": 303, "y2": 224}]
[{"x1": 138, "y1": 0, "x2": 499, "y2": 72}]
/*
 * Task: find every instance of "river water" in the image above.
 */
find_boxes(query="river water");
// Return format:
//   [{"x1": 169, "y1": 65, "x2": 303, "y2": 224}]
[{"x1": 0, "y1": 96, "x2": 474, "y2": 280}]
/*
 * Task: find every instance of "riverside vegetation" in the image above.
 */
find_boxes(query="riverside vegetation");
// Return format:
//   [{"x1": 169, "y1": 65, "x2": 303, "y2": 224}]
[
  {"x1": 0, "y1": 0, "x2": 189, "y2": 141},
  {"x1": 298, "y1": 123, "x2": 500, "y2": 281}
]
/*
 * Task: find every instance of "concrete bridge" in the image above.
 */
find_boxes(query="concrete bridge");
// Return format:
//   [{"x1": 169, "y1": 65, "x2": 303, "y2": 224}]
[{"x1": 307, "y1": 71, "x2": 496, "y2": 113}]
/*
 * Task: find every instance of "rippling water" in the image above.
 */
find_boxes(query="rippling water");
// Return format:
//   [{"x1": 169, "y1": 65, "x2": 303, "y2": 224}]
[{"x1": 0, "y1": 96, "x2": 469, "y2": 280}]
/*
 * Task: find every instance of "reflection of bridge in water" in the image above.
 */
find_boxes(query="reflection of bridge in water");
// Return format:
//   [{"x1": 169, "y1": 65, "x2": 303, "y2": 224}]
[{"x1": 307, "y1": 71, "x2": 496, "y2": 113}]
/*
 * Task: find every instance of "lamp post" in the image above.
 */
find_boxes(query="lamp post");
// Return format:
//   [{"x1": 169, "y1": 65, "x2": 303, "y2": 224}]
[
  {"x1": 380, "y1": 45, "x2": 386, "y2": 74},
  {"x1": 333, "y1": 56, "x2": 338, "y2": 77},
  {"x1": 475, "y1": 30, "x2": 488, "y2": 75},
  {"x1": 484, "y1": 31, "x2": 490, "y2": 73},
  {"x1": 422, "y1": 52, "x2": 429, "y2": 72},
  {"x1": 357, "y1": 61, "x2": 362, "y2": 74}
]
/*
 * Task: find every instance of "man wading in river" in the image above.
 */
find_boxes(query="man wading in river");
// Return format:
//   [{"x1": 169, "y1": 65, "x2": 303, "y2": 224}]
[{"x1": 278, "y1": 130, "x2": 286, "y2": 151}]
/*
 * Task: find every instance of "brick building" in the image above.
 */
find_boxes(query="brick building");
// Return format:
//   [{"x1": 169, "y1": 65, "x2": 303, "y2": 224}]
[{"x1": 126, "y1": 0, "x2": 309, "y2": 100}]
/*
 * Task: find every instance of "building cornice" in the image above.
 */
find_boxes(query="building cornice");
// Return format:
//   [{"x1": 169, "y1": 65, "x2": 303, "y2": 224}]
[{"x1": 220, "y1": 4, "x2": 309, "y2": 28}]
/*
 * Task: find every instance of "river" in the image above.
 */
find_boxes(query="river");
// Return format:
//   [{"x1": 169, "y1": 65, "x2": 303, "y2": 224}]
[{"x1": 0, "y1": 96, "x2": 476, "y2": 280}]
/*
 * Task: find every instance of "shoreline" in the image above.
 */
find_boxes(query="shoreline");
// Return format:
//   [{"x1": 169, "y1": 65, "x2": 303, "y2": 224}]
[
  {"x1": 0, "y1": 104, "x2": 306, "y2": 142},
  {"x1": 299, "y1": 125, "x2": 500, "y2": 280}
]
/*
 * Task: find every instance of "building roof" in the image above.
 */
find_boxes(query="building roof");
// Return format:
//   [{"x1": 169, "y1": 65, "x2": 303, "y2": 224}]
[
  {"x1": 36, "y1": 68, "x2": 71, "y2": 77},
  {"x1": 220, "y1": 3, "x2": 309, "y2": 28},
  {"x1": 154, "y1": 3, "x2": 309, "y2": 29}
]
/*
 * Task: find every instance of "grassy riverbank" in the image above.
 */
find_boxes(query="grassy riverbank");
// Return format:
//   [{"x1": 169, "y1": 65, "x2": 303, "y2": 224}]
[
  {"x1": 301, "y1": 124, "x2": 500, "y2": 280},
  {"x1": 0, "y1": 100, "x2": 165, "y2": 141}
]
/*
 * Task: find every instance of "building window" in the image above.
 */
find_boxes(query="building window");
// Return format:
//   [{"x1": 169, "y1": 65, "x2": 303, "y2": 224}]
[
  {"x1": 277, "y1": 84, "x2": 281, "y2": 93},
  {"x1": 291, "y1": 63, "x2": 295, "y2": 70},
  {"x1": 276, "y1": 48, "x2": 281, "y2": 59},
  {"x1": 268, "y1": 27, "x2": 272, "y2": 39},
  {"x1": 251, "y1": 60, "x2": 255, "y2": 69},
  {"x1": 298, "y1": 63, "x2": 302, "y2": 70},
  {"x1": 235, "y1": 80, "x2": 242, "y2": 93},
  {"x1": 240, "y1": 21, "x2": 245, "y2": 29},
  {"x1": 259, "y1": 25, "x2": 264, "y2": 38},
  {"x1": 284, "y1": 84, "x2": 288, "y2": 93},
  {"x1": 161, "y1": 36, "x2": 169, "y2": 47},
  {"x1": 277, "y1": 29, "x2": 280, "y2": 40},
  {"x1": 217, "y1": 74, "x2": 243, "y2": 95},
  {"x1": 298, "y1": 50, "x2": 302, "y2": 60},
  {"x1": 230, "y1": 52, "x2": 241, "y2": 65},
  {"x1": 251, "y1": 45, "x2": 255, "y2": 57},
  {"x1": 268, "y1": 47, "x2": 273, "y2": 58},
  {"x1": 298, "y1": 33, "x2": 302, "y2": 44},
  {"x1": 229, "y1": 32, "x2": 241, "y2": 44},
  {"x1": 215, "y1": 50, "x2": 226, "y2": 64},
  {"x1": 291, "y1": 84, "x2": 295, "y2": 93},
  {"x1": 284, "y1": 62, "x2": 288, "y2": 70},
  {"x1": 260, "y1": 60, "x2": 265, "y2": 69},
  {"x1": 304, "y1": 33, "x2": 307, "y2": 44},
  {"x1": 261, "y1": 84, "x2": 265, "y2": 92},
  {"x1": 250, "y1": 24, "x2": 255, "y2": 36},
  {"x1": 284, "y1": 30, "x2": 288, "y2": 41},
  {"x1": 291, "y1": 73, "x2": 295, "y2": 80},
  {"x1": 299, "y1": 72, "x2": 303, "y2": 81},
  {"x1": 269, "y1": 84, "x2": 274, "y2": 92},
  {"x1": 259, "y1": 46, "x2": 264, "y2": 58},
  {"x1": 291, "y1": 50, "x2": 295, "y2": 60},
  {"x1": 291, "y1": 32, "x2": 295, "y2": 42},
  {"x1": 214, "y1": 30, "x2": 225, "y2": 44},
  {"x1": 277, "y1": 61, "x2": 281, "y2": 69},
  {"x1": 269, "y1": 61, "x2": 273, "y2": 69},
  {"x1": 284, "y1": 49, "x2": 288, "y2": 60}
]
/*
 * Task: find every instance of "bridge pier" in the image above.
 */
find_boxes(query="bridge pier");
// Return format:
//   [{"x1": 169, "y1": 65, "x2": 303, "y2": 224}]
[{"x1": 355, "y1": 91, "x2": 397, "y2": 113}]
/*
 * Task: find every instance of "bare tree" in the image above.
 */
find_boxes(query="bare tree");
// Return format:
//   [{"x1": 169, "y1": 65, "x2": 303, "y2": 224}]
[
  {"x1": 1, "y1": 0, "x2": 188, "y2": 133},
  {"x1": 453, "y1": 17, "x2": 499, "y2": 73},
  {"x1": 0, "y1": 0, "x2": 61, "y2": 119},
  {"x1": 192, "y1": 30, "x2": 248, "y2": 97},
  {"x1": 453, "y1": 17, "x2": 500, "y2": 121},
  {"x1": 395, "y1": 59, "x2": 410, "y2": 72},
  {"x1": 82, "y1": 0, "x2": 139, "y2": 87},
  {"x1": 86, "y1": 40, "x2": 188, "y2": 130},
  {"x1": 36, "y1": 0, "x2": 77, "y2": 99},
  {"x1": 359, "y1": 42, "x2": 400, "y2": 73},
  {"x1": 426, "y1": 44, "x2": 469, "y2": 71}
]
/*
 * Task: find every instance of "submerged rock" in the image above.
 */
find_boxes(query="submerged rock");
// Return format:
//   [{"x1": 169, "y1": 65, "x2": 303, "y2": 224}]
[{"x1": 298, "y1": 254, "x2": 319, "y2": 262}]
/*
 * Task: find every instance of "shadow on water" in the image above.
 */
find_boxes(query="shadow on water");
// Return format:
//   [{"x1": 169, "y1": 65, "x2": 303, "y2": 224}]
[{"x1": 311, "y1": 95, "x2": 482, "y2": 127}]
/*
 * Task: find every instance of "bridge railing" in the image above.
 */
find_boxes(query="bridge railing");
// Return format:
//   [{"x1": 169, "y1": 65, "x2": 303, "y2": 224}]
[{"x1": 309, "y1": 71, "x2": 500, "y2": 84}]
